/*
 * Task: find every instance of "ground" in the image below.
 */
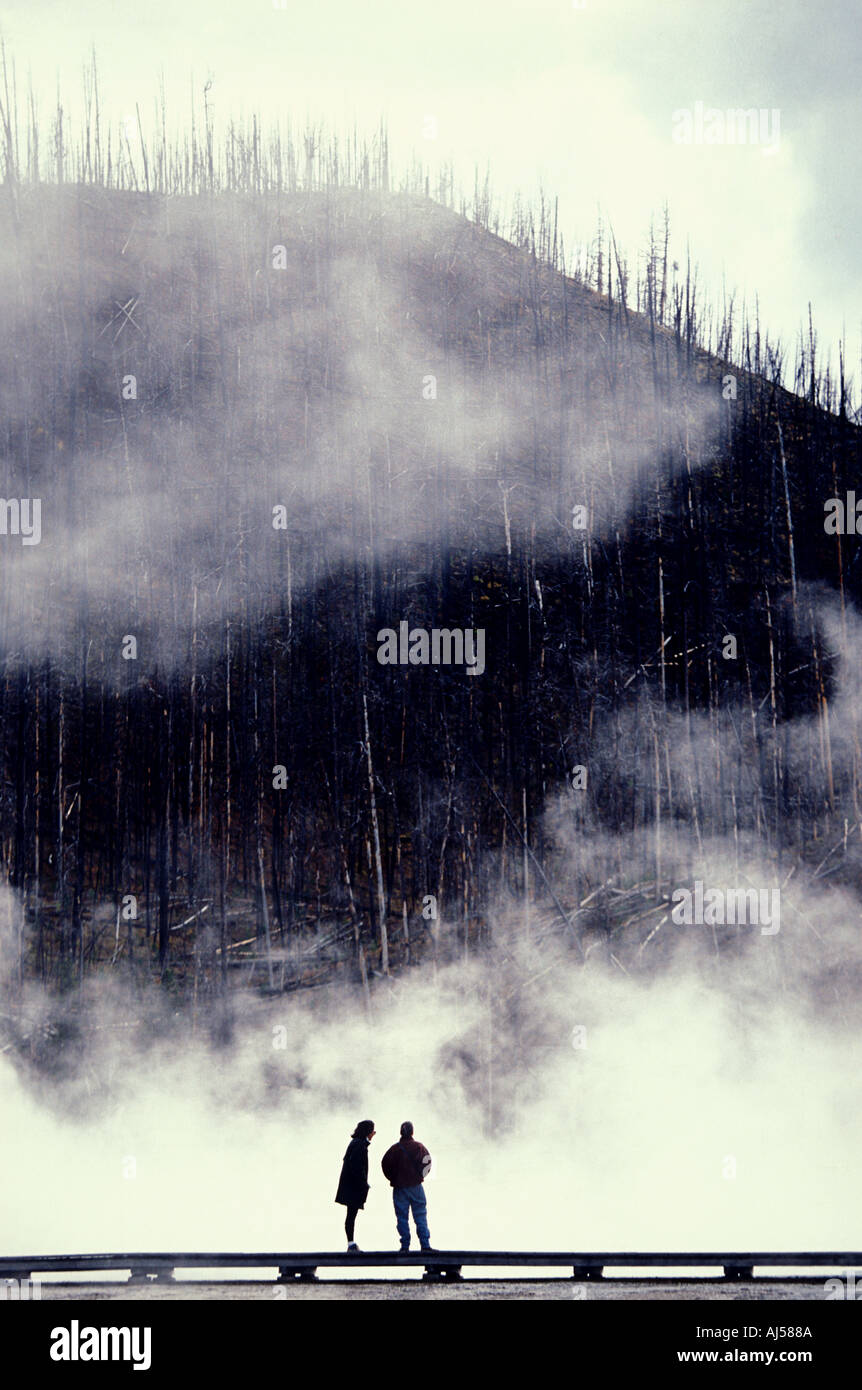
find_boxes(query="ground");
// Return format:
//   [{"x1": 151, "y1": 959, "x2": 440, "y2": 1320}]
[{"x1": 37, "y1": 1279, "x2": 835, "y2": 1300}]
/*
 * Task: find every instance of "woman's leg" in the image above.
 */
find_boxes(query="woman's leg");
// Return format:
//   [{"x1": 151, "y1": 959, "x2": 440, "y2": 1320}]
[{"x1": 345, "y1": 1205, "x2": 358, "y2": 1243}]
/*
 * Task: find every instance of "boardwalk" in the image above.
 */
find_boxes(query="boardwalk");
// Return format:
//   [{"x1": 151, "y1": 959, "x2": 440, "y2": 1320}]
[{"x1": 4, "y1": 1250, "x2": 859, "y2": 1298}]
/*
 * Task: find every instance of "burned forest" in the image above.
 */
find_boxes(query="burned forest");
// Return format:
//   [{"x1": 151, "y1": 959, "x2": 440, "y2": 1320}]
[{"x1": 0, "y1": 85, "x2": 861, "y2": 1084}]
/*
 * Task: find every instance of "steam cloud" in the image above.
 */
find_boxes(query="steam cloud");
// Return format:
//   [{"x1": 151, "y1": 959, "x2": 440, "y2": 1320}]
[{"x1": 2, "y1": 595, "x2": 861, "y2": 1262}]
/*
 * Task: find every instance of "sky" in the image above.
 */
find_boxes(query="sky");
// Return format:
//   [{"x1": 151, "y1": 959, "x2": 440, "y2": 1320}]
[{"x1": 0, "y1": 0, "x2": 859, "y2": 395}]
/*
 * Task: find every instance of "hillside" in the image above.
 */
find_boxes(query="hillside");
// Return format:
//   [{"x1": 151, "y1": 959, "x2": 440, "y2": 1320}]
[{"x1": 0, "y1": 178, "x2": 860, "y2": 1030}]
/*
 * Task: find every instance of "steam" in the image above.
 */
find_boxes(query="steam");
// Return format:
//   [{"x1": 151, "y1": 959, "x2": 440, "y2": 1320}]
[
  {"x1": 2, "y1": 593, "x2": 862, "y2": 1259},
  {"x1": 0, "y1": 186, "x2": 722, "y2": 677},
  {"x1": 1, "y1": 895, "x2": 859, "y2": 1258}
]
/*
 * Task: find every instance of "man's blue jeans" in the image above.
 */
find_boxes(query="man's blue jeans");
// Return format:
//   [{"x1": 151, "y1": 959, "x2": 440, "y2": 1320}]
[{"x1": 393, "y1": 1184, "x2": 430, "y2": 1250}]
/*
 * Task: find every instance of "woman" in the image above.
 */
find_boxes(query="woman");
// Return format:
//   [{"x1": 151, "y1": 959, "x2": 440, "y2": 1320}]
[{"x1": 335, "y1": 1119, "x2": 375, "y2": 1251}]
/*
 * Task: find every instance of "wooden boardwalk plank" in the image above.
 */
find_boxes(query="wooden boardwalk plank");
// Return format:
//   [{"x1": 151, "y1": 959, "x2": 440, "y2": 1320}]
[{"x1": 2, "y1": 1250, "x2": 860, "y2": 1278}]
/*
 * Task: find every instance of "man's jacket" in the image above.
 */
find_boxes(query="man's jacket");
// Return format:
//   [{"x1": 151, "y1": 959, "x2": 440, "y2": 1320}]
[{"x1": 381, "y1": 1137, "x2": 431, "y2": 1188}]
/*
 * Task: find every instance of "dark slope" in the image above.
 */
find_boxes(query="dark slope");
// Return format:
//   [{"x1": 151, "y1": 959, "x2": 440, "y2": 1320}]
[{"x1": 0, "y1": 183, "x2": 860, "y2": 995}]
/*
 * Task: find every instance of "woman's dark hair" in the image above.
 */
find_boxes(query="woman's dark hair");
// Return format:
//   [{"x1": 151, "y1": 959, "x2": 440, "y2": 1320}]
[{"x1": 351, "y1": 1119, "x2": 375, "y2": 1140}]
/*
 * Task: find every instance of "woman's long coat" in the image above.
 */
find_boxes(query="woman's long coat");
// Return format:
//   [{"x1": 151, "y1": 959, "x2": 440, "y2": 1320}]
[{"x1": 335, "y1": 1136, "x2": 371, "y2": 1208}]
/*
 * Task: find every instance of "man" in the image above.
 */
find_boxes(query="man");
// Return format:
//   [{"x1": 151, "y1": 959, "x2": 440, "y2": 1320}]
[{"x1": 380, "y1": 1120, "x2": 434, "y2": 1252}]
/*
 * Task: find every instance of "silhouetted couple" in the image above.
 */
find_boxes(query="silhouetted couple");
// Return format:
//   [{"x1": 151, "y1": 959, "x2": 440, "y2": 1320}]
[{"x1": 335, "y1": 1120, "x2": 434, "y2": 1252}]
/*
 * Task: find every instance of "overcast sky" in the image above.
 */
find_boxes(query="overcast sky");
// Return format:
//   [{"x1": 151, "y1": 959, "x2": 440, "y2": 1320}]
[{"x1": 2, "y1": 0, "x2": 859, "y2": 394}]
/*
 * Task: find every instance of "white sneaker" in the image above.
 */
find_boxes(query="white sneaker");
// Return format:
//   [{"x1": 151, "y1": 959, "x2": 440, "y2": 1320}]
[{"x1": 347, "y1": 1242, "x2": 360, "y2": 1252}]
